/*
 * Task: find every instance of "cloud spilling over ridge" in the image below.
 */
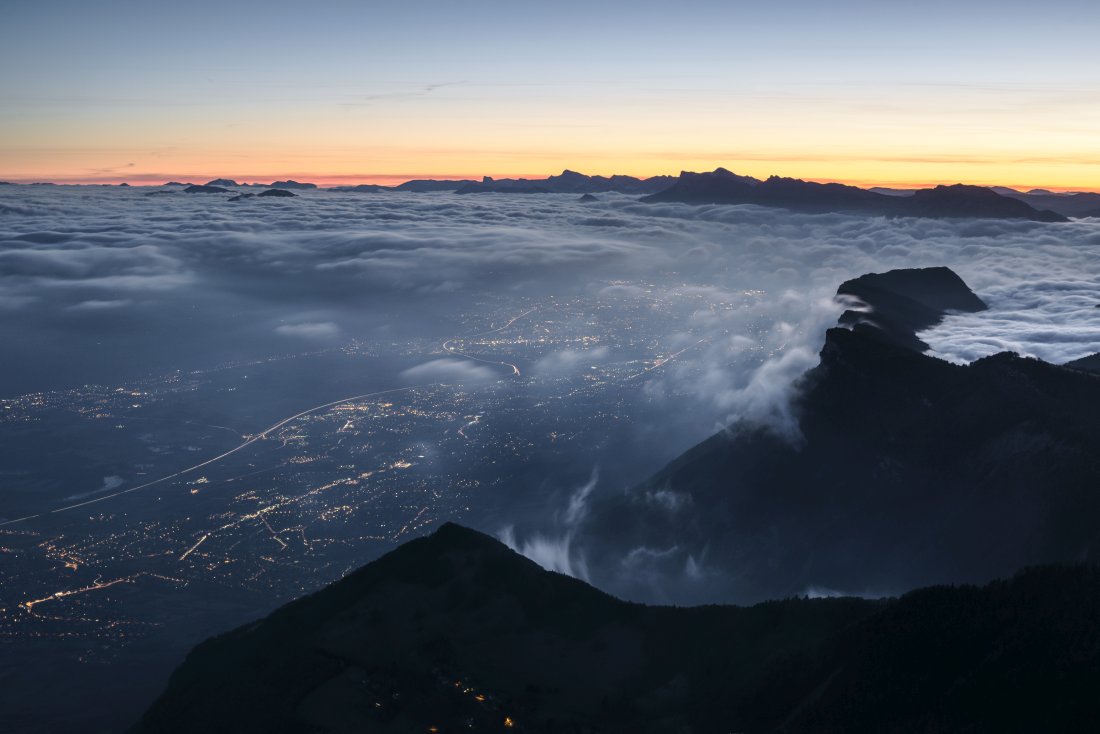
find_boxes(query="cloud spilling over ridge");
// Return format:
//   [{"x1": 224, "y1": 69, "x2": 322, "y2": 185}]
[
  {"x1": 640, "y1": 289, "x2": 847, "y2": 442},
  {"x1": 499, "y1": 469, "x2": 598, "y2": 580},
  {"x1": 922, "y1": 273, "x2": 1100, "y2": 364}
]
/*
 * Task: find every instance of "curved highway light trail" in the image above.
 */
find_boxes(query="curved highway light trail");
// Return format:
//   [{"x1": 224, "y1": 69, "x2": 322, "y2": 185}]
[
  {"x1": 442, "y1": 307, "x2": 537, "y2": 377},
  {"x1": 0, "y1": 385, "x2": 429, "y2": 527},
  {"x1": 442, "y1": 339, "x2": 522, "y2": 376}
]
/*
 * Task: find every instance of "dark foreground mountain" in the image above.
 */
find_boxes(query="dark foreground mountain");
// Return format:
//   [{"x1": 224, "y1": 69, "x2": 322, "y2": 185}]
[
  {"x1": 579, "y1": 267, "x2": 1100, "y2": 604},
  {"x1": 642, "y1": 169, "x2": 1068, "y2": 221},
  {"x1": 134, "y1": 523, "x2": 1100, "y2": 734},
  {"x1": 1066, "y1": 352, "x2": 1100, "y2": 374}
]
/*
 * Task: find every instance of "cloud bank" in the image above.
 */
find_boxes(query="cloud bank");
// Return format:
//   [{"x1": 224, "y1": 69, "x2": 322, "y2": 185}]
[
  {"x1": 400, "y1": 358, "x2": 497, "y2": 385},
  {"x1": 4, "y1": 185, "x2": 1100, "y2": 607},
  {"x1": 3, "y1": 185, "x2": 1098, "y2": 434}
]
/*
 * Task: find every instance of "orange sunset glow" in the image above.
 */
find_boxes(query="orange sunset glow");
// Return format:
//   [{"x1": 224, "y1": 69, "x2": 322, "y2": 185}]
[{"x1": 3, "y1": 0, "x2": 1099, "y2": 192}]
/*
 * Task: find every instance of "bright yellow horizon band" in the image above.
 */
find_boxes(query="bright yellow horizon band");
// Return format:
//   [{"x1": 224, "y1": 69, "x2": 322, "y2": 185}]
[
  {"x1": 5, "y1": 78, "x2": 1099, "y2": 192},
  {"x1": 4, "y1": 131, "x2": 1099, "y2": 192},
  {"x1": 2, "y1": 161, "x2": 1097, "y2": 194}
]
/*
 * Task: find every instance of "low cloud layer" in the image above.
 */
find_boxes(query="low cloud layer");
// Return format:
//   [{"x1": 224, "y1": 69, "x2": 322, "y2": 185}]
[
  {"x1": 532, "y1": 346, "x2": 611, "y2": 376},
  {"x1": 400, "y1": 358, "x2": 497, "y2": 385},
  {"x1": 275, "y1": 321, "x2": 342, "y2": 339},
  {"x1": 4, "y1": 185, "x2": 1100, "y2": 607},
  {"x1": 3, "y1": 186, "x2": 1099, "y2": 442},
  {"x1": 4, "y1": 187, "x2": 1098, "y2": 430}
]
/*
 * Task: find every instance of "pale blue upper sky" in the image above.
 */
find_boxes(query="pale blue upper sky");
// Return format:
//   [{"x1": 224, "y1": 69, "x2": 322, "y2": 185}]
[{"x1": 3, "y1": 0, "x2": 1100, "y2": 186}]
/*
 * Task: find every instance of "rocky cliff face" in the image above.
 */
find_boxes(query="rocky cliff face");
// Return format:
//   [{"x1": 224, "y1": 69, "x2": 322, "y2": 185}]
[{"x1": 578, "y1": 267, "x2": 1100, "y2": 604}]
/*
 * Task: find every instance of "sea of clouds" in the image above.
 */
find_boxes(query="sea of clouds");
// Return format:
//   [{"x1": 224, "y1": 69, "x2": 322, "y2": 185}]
[
  {"x1": 4, "y1": 187, "x2": 1098, "y2": 393},
  {"x1": 4, "y1": 184, "x2": 1100, "y2": 603},
  {"x1": 3, "y1": 185, "x2": 1099, "y2": 438}
]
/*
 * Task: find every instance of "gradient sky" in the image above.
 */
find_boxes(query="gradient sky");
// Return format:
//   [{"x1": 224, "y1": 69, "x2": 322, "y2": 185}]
[{"x1": 3, "y1": 0, "x2": 1100, "y2": 188}]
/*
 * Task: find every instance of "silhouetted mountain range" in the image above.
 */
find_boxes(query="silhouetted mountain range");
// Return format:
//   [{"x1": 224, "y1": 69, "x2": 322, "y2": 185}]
[
  {"x1": 991, "y1": 187, "x2": 1100, "y2": 218},
  {"x1": 394, "y1": 179, "x2": 477, "y2": 192},
  {"x1": 456, "y1": 170, "x2": 677, "y2": 195},
  {"x1": 134, "y1": 523, "x2": 1100, "y2": 733},
  {"x1": 330, "y1": 179, "x2": 481, "y2": 193},
  {"x1": 642, "y1": 170, "x2": 1068, "y2": 221},
  {"x1": 198, "y1": 178, "x2": 315, "y2": 189},
  {"x1": 18, "y1": 173, "x2": 1092, "y2": 220},
  {"x1": 579, "y1": 266, "x2": 1100, "y2": 603},
  {"x1": 905, "y1": 183, "x2": 1067, "y2": 220},
  {"x1": 268, "y1": 180, "x2": 316, "y2": 190},
  {"x1": 328, "y1": 183, "x2": 392, "y2": 193},
  {"x1": 455, "y1": 177, "x2": 552, "y2": 194},
  {"x1": 183, "y1": 184, "x2": 230, "y2": 194}
]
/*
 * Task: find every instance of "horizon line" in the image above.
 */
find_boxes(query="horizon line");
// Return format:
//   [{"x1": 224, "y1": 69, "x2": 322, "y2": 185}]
[{"x1": 1, "y1": 170, "x2": 1097, "y2": 195}]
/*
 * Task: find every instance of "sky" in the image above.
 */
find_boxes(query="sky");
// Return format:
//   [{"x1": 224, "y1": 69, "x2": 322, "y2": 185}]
[{"x1": 3, "y1": 0, "x2": 1100, "y2": 189}]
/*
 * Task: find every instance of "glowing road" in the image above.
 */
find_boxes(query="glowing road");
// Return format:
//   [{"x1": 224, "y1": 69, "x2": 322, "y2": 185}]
[
  {"x1": 441, "y1": 307, "x2": 536, "y2": 377},
  {"x1": 0, "y1": 385, "x2": 428, "y2": 527}
]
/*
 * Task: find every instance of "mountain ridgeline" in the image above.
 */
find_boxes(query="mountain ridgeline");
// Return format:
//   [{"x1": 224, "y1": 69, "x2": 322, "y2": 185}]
[
  {"x1": 132, "y1": 168, "x2": 1090, "y2": 220},
  {"x1": 641, "y1": 168, "x2": 1068, "y2": 221},
  {"x1": 134, "y1": 523, "x2": 1100, "y2": 734},
  {"x1": 578, "y1": 266, "x2": 1100, "y2": 604},
  {"x1": 454, "y1": 170, "x2": 677, "y2": 195}
]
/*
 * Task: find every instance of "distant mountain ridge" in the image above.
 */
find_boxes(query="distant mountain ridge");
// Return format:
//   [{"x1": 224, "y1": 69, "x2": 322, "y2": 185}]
[
  {"x1": 455, "y1": 170, "x2": 677, "y2": 195},
  {"x1": 991, "y1": 187, "x2": 1100, "y2": 218},
  {"x1": 7, "y1": 170, "x2": 1089, "y2": 219},
  {"x1": 201, "y1": 178, "x2": 317, "y2": 189},
  {"x1": 135, "y1": 523, "x2": 1100, "y2": 733},
  {"x1": 642, "y1": 169, "x2": 1068, "y2": 221}
]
